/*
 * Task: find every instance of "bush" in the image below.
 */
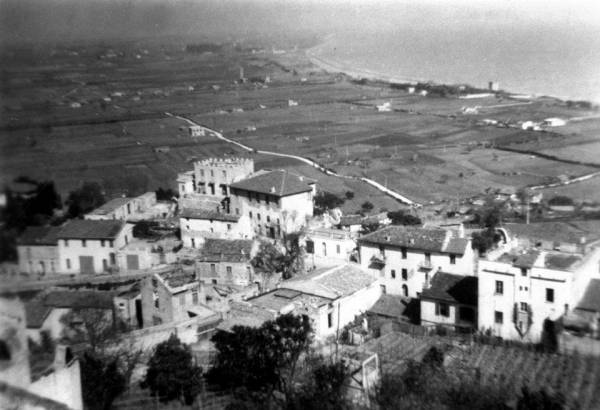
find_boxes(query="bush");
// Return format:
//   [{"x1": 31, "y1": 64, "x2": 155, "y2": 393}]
[
  {"x1": 361, "y1": 201, "x2": 374, "y2": 213},
  {"x1": 314, "y1": 192, "x2": 344, "y2": 215},
  {"x1": 548, "y1": 195, "x2": 574, "y2": 206}
]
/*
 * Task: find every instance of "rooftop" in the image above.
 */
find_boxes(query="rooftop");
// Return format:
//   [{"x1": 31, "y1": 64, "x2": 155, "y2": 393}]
[
  {"x1": 156, "y1": 268, "x2": 197, "y2": 290},
  {"x1": 198, "y1": 238, "x2": 254, "y2": 262},
  {"x1": 25, "y1": 290, "x2": 114, "y2": 329},
  {"x1": 495, "y1": 249, "x2": 582, "y2": 271},
  {"x1": 367, "y1": 294, "x2": 408, "y2": 319},
  {"x1": 229, "y1": 169, "x2": 315, "y2": 197},
  {"x1": 179, "y1": 208, "x2": 239, "y2": 222},
  {"x1": 17, "y1": 226, "x2": 62, "y2": 246},
  {"x1": 86, "y1": 197, "x2": 132, "y2": 216},
  {"x1": 359, "y1": 225, "x2": 468, "y2": 255},
  {"x1": 421, "y1": 273, "x2": 478, "y2": 306},
  {"x1": 56, "y1": 219, "x2": 125, "y2": 240},
  {"x1": 505, "y1": 222, "x2": 600, "y2": 246},
  {"x1": 283, "y1": 264, "x2": 377, "y2": 300},
  {"x1": 576, "y1": 279, "x2": 600, "y2": 313}
]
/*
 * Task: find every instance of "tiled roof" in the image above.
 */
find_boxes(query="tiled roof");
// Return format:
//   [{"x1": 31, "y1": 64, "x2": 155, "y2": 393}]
[
  {"x1": 339, "y1": 215, "x2": 364, "y2": 226},
  {"x1": 421, "y1": 273, "x2": 477, "y2": 306},
  {"x1": 512, "y1": 250, "x2": 540, "y2": 269},
  {"x1": 283, "y1": 264, "x2": 377, "y2": 299},
  {"x1": 505, "y1": 222, "x2": 600, "y2": 245},
  {"x1": 367, "y1": 294, "x2": 407, "y2": 319},
  {"x1": 229, "y1": 169, "x2": 314, "y2": 197},
  {"x1": 25, "y1": 290, "x2": 114, "y2": 328},
  {"x1": 360, "y1": 225, "x2": 461, "y2": 254},
  {"x1": 544, "y1": 253, "x2": 581, "y2": 271},
  {"x1": 576, "y1": 279, "x2": 600, "y2": 313},
  {"x1": 17, "y1": 226, "x2": 61, "y2": 246},
  {"x1": 56, "y1": 219, "x2": 125, "y2": 240},
  {"x1": 198, "y1": 239, "x2": 254, "y2": 262},
  {"x1": 157, "y1": 268, "x2": 197, "y2": 289},
  {"x1": 179, "y1": 208, "x2": 239, "y2": 222},
  {"x1": 87, "y1": 197, "x2": 132, "y2": 215}
]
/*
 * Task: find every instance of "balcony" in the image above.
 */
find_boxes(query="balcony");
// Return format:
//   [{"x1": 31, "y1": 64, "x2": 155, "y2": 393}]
[
  {"x1": 418, "y1": 260, "x2": 433, "y2": 270},
  {"x1": 369, "y1": 254, "x2": 386, "y2": 269}
]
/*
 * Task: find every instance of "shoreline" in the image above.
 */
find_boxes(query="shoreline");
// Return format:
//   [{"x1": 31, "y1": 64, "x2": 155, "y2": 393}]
[{"x1": 306, "y1": 35, "x2": 597, "y2": 106}]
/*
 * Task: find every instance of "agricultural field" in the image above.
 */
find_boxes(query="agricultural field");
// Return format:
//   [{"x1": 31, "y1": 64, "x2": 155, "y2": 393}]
[{"x1": 2, "y1": 37, "x2": 599, "y2": 206}]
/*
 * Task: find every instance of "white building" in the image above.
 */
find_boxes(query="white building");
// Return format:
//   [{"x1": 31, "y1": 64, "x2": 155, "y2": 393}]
[
  {"x1": 358, "y1": 225, "x2": 474, "y2": 298},
  {"x1": 478, "y1": 244, "x2": 600, "y2": 343},
  {"x1": 229, "y1": 169, "x2": 316, "y2": 237},
  {"x1": 303, "y1": 227, "x2": 357, "y2": 268},
  {"x1": 177, "y1": 157, "x2": 254, "y2": 199},
  {"x1": 17, "y1": 226, "x2": 61, "y2": 277},
  {"x1": 179, "y1": 208, "x2": 251, "y2": 248},
  {"x1": 56, "y1": 219, "x2": 133, "y2": 275},
  {"x1": 84, "y1": 192, "x2": 158, "y2": 221},
  {"x1": 219, "y1": 264, "x2": 381, "y2": 340}
]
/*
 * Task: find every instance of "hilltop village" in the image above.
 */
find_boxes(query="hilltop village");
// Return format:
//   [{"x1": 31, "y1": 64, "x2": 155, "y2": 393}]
[{"x1": 3, "y1": 148, "x2": 600, "y2": 409}]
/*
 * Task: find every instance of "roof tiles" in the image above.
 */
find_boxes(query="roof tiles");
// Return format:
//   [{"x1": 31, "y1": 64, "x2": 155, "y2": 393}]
[
  {"x1": 56, "y1": 219, "x2": 125, "y2": 240},
  {"x1": 230, "y1": 170, "x2": 314, "y2": 197}
]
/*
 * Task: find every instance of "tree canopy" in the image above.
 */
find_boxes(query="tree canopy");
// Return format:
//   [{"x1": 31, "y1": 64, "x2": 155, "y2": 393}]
[
  {"x1": 66, "y1": 182, "x2": 105, "y2": 218},
  {"x1": 251, "y1": 232, "x2": 305, "y2": 281},
  {"x1": 80, "y1": 351, "x2": 127, "y2": 410},
  {"x1": 141, "y1": 334, "x2": 202, "y2": 404},
  {"x1": 387, "y1": 210, "x2": 422, "y2": 226},
  {"x1": 206, "y1": 314, "x2": 312, "y2": 406},
  {"x1": 314, "y1": 191, "x2": 345, "y2": 215}
]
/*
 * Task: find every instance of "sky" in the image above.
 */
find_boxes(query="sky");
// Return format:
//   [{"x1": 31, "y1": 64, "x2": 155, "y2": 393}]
[{"x1": 1, "y1": 0, "x2": 599, "y2": 45}]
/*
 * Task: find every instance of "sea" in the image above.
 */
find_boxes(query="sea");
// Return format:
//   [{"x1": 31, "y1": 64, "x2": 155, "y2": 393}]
[{"x1": 311, "y1": 22, "x2": 600, "y2": 103}]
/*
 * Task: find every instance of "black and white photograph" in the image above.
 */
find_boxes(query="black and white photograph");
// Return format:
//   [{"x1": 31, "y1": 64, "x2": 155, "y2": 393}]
[{"x1": 1, "y1": 0, "x2": 600, "y2": 408}]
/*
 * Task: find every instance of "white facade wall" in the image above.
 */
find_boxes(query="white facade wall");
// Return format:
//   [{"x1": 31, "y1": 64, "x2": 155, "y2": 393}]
[
  {"x1": 17, "y1": 245, "x2": 59, "y2": 276},
  {"x1": 478, "y1": 248, "x2": 600, "y2": 342},
  {"x1": 305, "y1": 234, "x2": 356, "y2": 268},
  {"x1": 180, "y1": 216, "x2": 252, "y2": 248},
  {"x1": 57, "y1": 224, "x2": 133, "y2": 275},
  {"x1": 312, "y1": 280, "x2": 382, "y2": 339},
  {"x1": 29, "y1": 360, "x2": 83, "y2": 410},
  {"x1": 26, "y1": 308, "x2": 69, "y2": 343},
  {"x1": 421, "y1": 300, "x2": 458, "y2": 327},
  {"x1": 193, "y1": 159, "x2": 254, "y2": 197},
  {"x1": 359, "y1": 243, "x2": 474, "y2": 297}
]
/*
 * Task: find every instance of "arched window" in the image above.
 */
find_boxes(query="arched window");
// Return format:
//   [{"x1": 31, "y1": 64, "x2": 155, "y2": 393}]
[{"x1": 402, "y1": 284, "x2": 409, "y2": 297}]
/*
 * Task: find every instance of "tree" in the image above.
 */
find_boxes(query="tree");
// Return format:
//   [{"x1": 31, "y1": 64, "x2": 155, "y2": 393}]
[
  {"x1": 548, "y1": 195, "x2": 574, "y2": 206},
  {"x1": 517, "y1": 386, "x2": 565, "y2": 410},
  {"x1": 314, "y1": 192, "x2": 344, "y2": 215},
  {"x1": 471, "y1": 228, "x2": 501, "y2": 255},
  {"x1": 345, "y1": 191, "x2": 354, "y2": 200},
  {"x1": 291, "y1": 358, "x2": 349, "y2": 410},
  {"x1": 155, "y1": 187, "x2": 178, "y2": 201},
  {"x1": 66, "y1": 182, "x2": 105, "y2": 218},
  {"x1": 60, "y1": 307, "x2": 127, "y2": 353},
  {"x1": 141, "y1": 334, "x2": 203, "y2": 404},
  {"x1": 361, "y1": 201, "x2": 374, "y2": 214},
  {"x1": 251, "y1": 233, "x2": 305, "y2": 282},
  {"x1": 80, "y1": 351, "x2": 126, "y2": 410},
  {"x1": 132, "y1": 220, "x2": 159, "y2": 238},
  {"x1": 387, "y1": 210, "x2": 422, "y2": 226},
  {"x1": 206, "y1": 314, "x2": 312, "y2": 407}
]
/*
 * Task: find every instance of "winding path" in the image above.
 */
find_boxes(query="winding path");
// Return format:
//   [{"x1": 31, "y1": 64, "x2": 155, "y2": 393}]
[{"x1": 165, "y1": 112, "x2": 419, "y2": 206}]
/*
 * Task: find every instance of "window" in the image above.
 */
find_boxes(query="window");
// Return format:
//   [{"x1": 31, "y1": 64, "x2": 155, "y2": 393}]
[
  {"x1": 391, "y1": 269, "x2": 396, "y2": 279},
  {"x1": 425, "y1": 253, "x2": 431, "y2": 263},
  {"x1": 210, "y1": 264, "x2": 216, "y2": 274},
  {"x1": 102, "y1": 259, "x2": 108, "y2": 271},
  {"x1": 200, "y1": 169, "x2": 205, "y2": 177},
  {"x1": 257, "y1": 213, "x2": 261, "y2": 221},
  {"x1": 494, "y1": 311, "x2": 503, "y2": 324},
  {"x1": 378, "y1": 245, "x2": 385, "y2": 255},
  {"x1": 380, "y1": 285, "x2": 387, "y2": 294},
  {"x1": 402, "y1": 268, "x2": 408, "y2": 280},
  {"x1": 266, "y1": 215, "x2": 270, "y2": 223},
  {"x1": 546, "y1": 288, "x2": 554, "y2": 303},
  {"x1": 336, "y1": 244, "x2": 341, "y2": 254},
  {"x1": 101, "y1": 240, "x2": 105, "y2": 247},
  {"x1": 110, "y1": 253, "x2": 116, "y2": 265},
  {"x1": 154, "y1": 296, "x2": 159, "y2": 308},
  {"x1": 327, "y1": 312, "x2": 333, "y2": 328},
  {"x1": 495, "y1": 280, "x2": 504, "y2": 295},
  {"x1": 226, "y1": 266, "x2": 232, "y2": 275},
  {"x1": 249, "y1": 211, "x2": 253, "y2": 219},
  {"x1": 435, "y1": 303, "x2": 449, "y2": 317},
  {"x1": 0, "y1": 340, "x2": 12, "y2": 361},
  {"x1": 449, "y1": 254, "x2": 456, "y2": 265},
  {"x1": 125, "y1": 235, "x2": 128, "y2": 244},
  {"x1": 66, "y1": 259, "x2": 71, "y2": 269},
  {"x1": 402, "y1": 284, "x2": 408, "y2": 297},
  {"x1": 322, "y1": 242, "x2": 327, "y2": 256},
  {"x1": 266, "y1": 196, "x2": 270, "y2": 205},
  {"x1": 210, "y1": 170, "x2": 214, "y2": 177},
  {"x1": 222, "y1": 170, "x2": 226, "y2": 178},
  {"x1": 109, "y1": 240, "x2": 114, "y2": 248},
  {"x1": 306, "y1": 240, "x2": 314, "y2": 254},
  {"x1": 520, "y1": 302, "x2": 528, "y2": 311},
  {"x1": 212, "y1": 279, "x2": 217, "y2": 285},
  {"x1": 235, "y1": 208, "x2": 240, "y2": 215},
  {"x1": 521, "y1": 268, "x2": 528, "y2": 276},
  {"x1": 401, "y1": 247, "x2": 407, "y2": 259},
  {"x1": 227, "y1": 224, "x2": 231, "y2": 231},
  {"x1": 191, "y1": 238, "x2": 196, "y2": 248},
  {"x1": 64, "y1": 239, "x2": 69, "y2": 247}
]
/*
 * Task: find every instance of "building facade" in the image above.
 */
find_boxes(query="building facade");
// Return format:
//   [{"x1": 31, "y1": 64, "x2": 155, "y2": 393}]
[
  {"x1": 17, "y1": 226, "x2": 61, "y2": 277},
  {"x1": 179, "y1": 208, "x2": 251, "y2": 247},
  {"x1": 304, "y1": 227, "x2": 357, "y2": 268},
  {"x1": 56, "y1": 220, "x2": 132, "y2": 275},
  {"x1": 177, "y1": 157, "x2": 254, "y2": 198},
  {"x1": 359, "y1": 225, "x2": 474, "y2": 298},
  {"x1": 84, "y1": 192, "x2": 157, "y2": 221},
  {"x1": 196, "y1": 239, "x2": 257, "y2": 287}
]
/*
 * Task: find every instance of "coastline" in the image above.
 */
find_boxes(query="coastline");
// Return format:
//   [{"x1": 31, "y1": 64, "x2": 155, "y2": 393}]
[{"x1": 306, "y1": 35, "x2": 596, "y2": 106}]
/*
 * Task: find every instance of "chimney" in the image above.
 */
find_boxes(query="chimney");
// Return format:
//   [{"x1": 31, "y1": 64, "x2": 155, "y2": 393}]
[{"x1": 53, "y1": 344, "x2": 73, "y2": 369}]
